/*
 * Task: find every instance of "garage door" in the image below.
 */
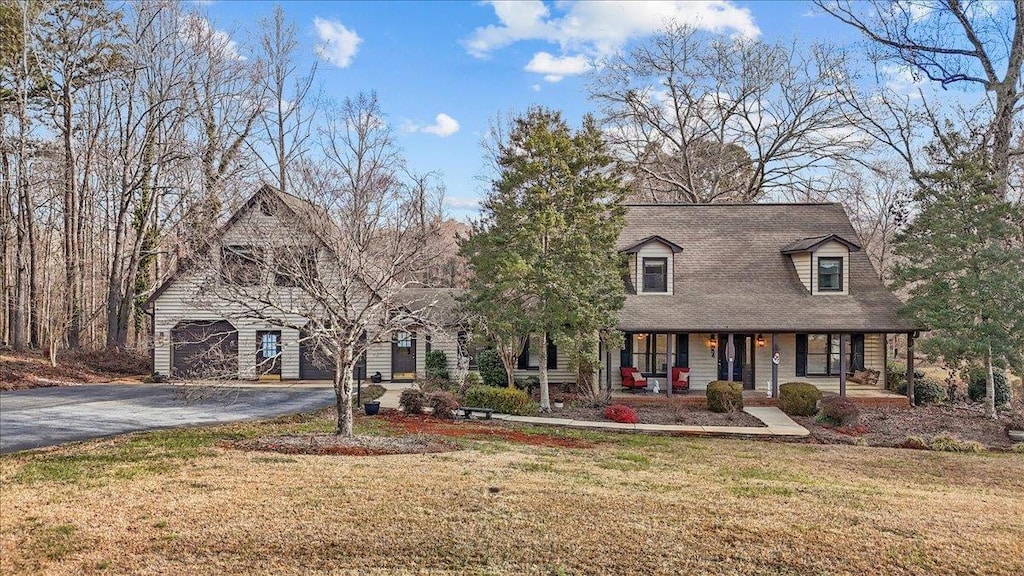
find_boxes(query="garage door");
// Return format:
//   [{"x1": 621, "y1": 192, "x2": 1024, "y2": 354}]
[
  {"x1": 299, "y1": 334, "x2": 335, "y2": 380},
  {"x1": 171, "y1": 320, "x2": 238, "y2": 379}
]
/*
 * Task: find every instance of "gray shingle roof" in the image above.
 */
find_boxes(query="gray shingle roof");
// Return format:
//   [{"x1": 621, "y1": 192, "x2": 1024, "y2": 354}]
[{"x1": 617, "y1": 203, "x2": 919, "y2": 333}]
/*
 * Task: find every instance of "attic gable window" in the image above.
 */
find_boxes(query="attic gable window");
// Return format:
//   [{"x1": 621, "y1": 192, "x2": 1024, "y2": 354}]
[
  {"x1": 818, "y1": 257, "x2": 842, "y2": 292},
  {"x1": 642, "y1": 258, "x2": 668, "y2": 293},
  {"x1": 274, "y1": 247, "x2": 318, "y2": 287},
  {"x1": 221, "y1": 245, "x2": 263, "y2": 286}
]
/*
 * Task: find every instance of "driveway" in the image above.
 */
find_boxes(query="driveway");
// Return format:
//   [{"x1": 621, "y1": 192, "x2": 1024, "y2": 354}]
[{"x1": 0, "y1": 384, "x2": 335, "y2": 454}]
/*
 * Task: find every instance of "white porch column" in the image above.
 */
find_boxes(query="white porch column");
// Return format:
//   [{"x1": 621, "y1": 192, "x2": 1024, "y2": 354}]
[{"x1": 771, "y1": 333, "x2": 779, "y2": 398}]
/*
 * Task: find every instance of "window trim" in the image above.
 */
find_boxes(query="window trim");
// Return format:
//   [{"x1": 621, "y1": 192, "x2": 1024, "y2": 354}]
[
  {"x1": 629, "y1": 332, "x2": 671, "y2": 376},
  {"x1": 817, "y1": 256, "x2": 843, "y2": 293},
  {"x1": 641, "y1": 257, "x2": 668, "y2": 293},
  {"x1": 802, "y1": 333, "x2": 859, "y2": 377}
]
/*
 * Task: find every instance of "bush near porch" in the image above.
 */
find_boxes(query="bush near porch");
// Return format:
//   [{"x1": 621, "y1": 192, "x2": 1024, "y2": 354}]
[
  {"x1": 778, "y1": 382, "x2": 821, "y2": 416},
  {"x1": 706, "y1": 381, "x2": 743, "y2": 413}
]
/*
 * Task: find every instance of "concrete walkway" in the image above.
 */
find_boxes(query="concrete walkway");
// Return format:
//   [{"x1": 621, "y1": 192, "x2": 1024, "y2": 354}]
[{"x1": 491, "y1": 406, "x2": 809, "y2": 437}]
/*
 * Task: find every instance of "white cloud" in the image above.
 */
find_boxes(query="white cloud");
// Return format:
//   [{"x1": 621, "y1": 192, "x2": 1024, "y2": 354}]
[
  {"x1": 181, "y1": 14, "x2": 243, "y2": 60},
  {"x1": 314, "y1": 17, "x2": 362, "y2": 68},
  {"x1": 531, "y1": 83, "x2": 542, "y2": 92},
  {"x1": 465, "y1": 1, "x2": 759, "y2": 59},
  {"x1": 403, "y1": 113, "x2": 461, "y2": 137},
  {"x1": 880, "y1": 64, "x2": 928, "y2": 98},
  {"x1": 445, "y1": 197, "x2": 481, "y2": 210},
  {"x1": 525, "y1": 52, "x2": 591, "y2": 82}
]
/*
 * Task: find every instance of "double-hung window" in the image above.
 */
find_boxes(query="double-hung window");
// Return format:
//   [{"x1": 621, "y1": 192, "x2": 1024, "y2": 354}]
[
  {"x1": 642, "y1": 258, "x2": 668, "y2": 293},
  {"x1": 817, "y1": 257, "x2": 843, "y2": 292}
]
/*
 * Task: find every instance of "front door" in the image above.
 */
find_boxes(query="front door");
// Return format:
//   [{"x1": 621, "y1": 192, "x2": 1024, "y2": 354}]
[
  {"x1": 256, "y1": 331, "x2": 283, "y2": 379},
  {"x1": 391, "y1": 330, "x2": 416, "y2": 382},
  {"x1": 718, "y1": 334, "x2": 753, "y2": 388}
]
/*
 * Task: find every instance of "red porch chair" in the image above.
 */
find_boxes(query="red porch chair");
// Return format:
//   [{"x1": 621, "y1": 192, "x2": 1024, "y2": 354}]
[
  {"x1": 671, "y1": 367, "x2": 691, "y2": 393},
  {"x1": 620, "y1": 367, "x2": 647, "y2": 391}
]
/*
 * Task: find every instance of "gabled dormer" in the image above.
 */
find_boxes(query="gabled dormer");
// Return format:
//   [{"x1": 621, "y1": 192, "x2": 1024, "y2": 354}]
[
  {"x1": 622, "y1": 235, "x2": 683, "y2": 295},
  {"x1": 781, "y1": 234, "x2": 860, "y2": 295}
]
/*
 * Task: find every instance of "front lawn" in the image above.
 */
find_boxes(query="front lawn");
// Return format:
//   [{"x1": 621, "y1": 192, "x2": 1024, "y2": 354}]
[{"x1": 2, "y1": 409, "x2": 1022, "y2": 575}]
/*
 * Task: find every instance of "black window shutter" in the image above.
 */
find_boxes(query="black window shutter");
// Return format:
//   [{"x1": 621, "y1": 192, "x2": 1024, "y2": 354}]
[
  {"x1": 676, "y1": 334, "x2": 689, "y2": 368},
  {"x1": 795, "y1": 334, "x2": 808, "y2": 377},
  {"x1": 517, "y1": 338, "x2": 529, "y2": 369},
  {"x1": 546, "y1": 337, "x2": 557, "y2": 370},
  {"x1": 851, "y1": 333, "x2": 865, "y2": 371},
  {"x1": 621, "y1": 333, "x2": 633, "y2": 367}
]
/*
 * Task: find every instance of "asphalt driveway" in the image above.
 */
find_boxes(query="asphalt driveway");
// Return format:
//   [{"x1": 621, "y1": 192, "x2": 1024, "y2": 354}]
[{"x1": 0, "y1": 384, "x2": 335, "y2": 453}]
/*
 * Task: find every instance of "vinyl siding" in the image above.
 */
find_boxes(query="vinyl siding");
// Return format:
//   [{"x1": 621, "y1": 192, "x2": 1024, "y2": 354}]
[
  {"x1": 634, "y1": 242, "x2": 674, "y2": 295},
  {"x1": 811, "y1": 241, "x2": 850, "y2": 295},
  {"x1": 791, "y1": 253, "x2": 811, "y2": 291}
]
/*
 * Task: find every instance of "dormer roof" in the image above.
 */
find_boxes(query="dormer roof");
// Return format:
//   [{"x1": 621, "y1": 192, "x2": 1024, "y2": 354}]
[
  {"x1": 620, "y1": 235, "x2": 684, "y2": 254},
  {"x1": 780, "y1": 234, "x2": 861, "y2": 254}
]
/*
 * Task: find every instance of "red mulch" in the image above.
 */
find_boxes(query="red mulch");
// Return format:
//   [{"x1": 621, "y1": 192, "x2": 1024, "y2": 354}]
[{"x1": 374, "y1": 410, "x2": 594, "y2": 449}]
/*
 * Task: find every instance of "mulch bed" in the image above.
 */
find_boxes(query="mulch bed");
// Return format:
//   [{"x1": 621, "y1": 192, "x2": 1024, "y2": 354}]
[
  {"x1": 228, "y1": 433, "x2": 459, "y2": 456},
  {"x1": 375, "y1": 410, "x2": 594, "y2": 448},
  {"x1": 794, "y1": 403, "x2": 1024, "y2": 450},
  {"x1": 537, "y1": 402, "x2": 766, "y2": 427}
]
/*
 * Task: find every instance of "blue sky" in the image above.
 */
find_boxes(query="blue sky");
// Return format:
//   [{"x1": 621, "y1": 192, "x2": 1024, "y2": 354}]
[{"x1": 195, "y1": 1, "x2": 886, "y2": 218}]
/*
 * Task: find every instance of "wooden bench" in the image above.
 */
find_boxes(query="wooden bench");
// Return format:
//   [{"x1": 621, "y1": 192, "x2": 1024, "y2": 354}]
[{"x1": 458, "y1": 407, "x2": 494, "y2": 420}]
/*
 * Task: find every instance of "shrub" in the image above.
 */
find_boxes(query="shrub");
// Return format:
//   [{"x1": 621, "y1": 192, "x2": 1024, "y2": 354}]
[
  {"x1": 603, "y1": 404, "x2": 639, "y2": 424},
  {"x1": 476, "y1": 349, "x2": 507, "y2": 387},
  {"x1": 706, "y1": 381, "x2": 743, "y2": 413},
  {"x1": 424, "y1": 350, "x2": 450, "y2": 382},
  {"x1": 354, "y1": 383, "x2": 386, "y2": 405},
  {"x1": 901, "y1": 436, "x2": 929, "y2": 450},
  {"x1": 1011, "y1": 443, "x2": 1024, "y2": 454},
  {"x1": 515, "y1": 375, "x2": 540, "y2": 397},
  {"x1": 818, "y1": 396, "x2": 860, "y2": 426},
  {"x1": 886, "y1": 362, "x2": 924, "y2": 392},
  {"x1": 399, "y1": 388, "x2": 426, "y2": 415},
  {"x1": 417, "y1": 375, "x2": 450, "y2": 393},
  {"x1": 895, "y1": 376, "x2": 946, "y2": 405},
  {"x1": 426, "y1": 391, "x2": 460, "y2": 420},
  {"x1": 929, "y1": 434, "x2": 984, "y2": 453},
  {"x1": 965, "y1": 367, "x2": 1010, "y2": 406},
  {"x1": 778, "y1": 382, "x2": 821, "y2": 416},
  {"x1": 464, "y1": 372, "x2": 483, "y2": 388},
  {"x1": 463, "y1": 385, "x2": 535, "y2": 415}
]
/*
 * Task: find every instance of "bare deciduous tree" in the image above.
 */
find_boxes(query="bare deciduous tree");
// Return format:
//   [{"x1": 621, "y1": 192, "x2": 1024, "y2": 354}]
[
  {"x1": 816, "y1": 0, "x2": 1024, "y2": 197},
  {"x1": 591, "y1": 23, "x2": 868, "y2": 203},
  {"x1": 196, "y1": 93, "x2": 448, "y2": 436},
  {"x1": 252, "y1": 5, "x2": 317, "y2": 196}
]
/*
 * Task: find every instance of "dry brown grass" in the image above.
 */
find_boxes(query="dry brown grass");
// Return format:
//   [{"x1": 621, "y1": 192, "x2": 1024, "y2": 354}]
[{"x1": 1, "y1": 411, "x2": 1022, "y2": 575}]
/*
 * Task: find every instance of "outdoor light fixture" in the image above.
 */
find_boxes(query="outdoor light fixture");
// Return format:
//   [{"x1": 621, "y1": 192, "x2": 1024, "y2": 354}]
[
  {"x1": 756, "y1": 334, "x2": 766, "y2": 348},
  {"x1": 707, "y1": 334, "x2": 717, "y2": 355}
]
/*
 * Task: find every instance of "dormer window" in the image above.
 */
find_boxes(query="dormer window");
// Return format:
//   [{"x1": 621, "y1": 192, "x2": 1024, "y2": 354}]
[
  {"x1": 222, "y1": 245, "x2": 263, "y2": 285},
  {"x1": 642, "y1": 258, "x2": 668, "y2": 293},
  {"x1": 817, "y1": 257, "x2": 843, "y2": 292}
]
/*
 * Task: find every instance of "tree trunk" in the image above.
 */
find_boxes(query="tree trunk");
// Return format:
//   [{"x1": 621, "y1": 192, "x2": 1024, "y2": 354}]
[
  {"x1": 334, "y1": 343, "x2": 356, "y2": 436},
  {"x1": 538, "y1": 331, "x2": 550, "y2": 411},
  {"x1": 62, "y1": 84, "x2": 82, "y2": 350},
  {"x1": 985, "y1": 344, "x2": 997, "y2": 419}
]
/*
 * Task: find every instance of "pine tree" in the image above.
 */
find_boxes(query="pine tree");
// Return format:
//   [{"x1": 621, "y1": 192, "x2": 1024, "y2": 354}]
[
  {"x1": 892, "y1": 144, "x2": 1024, "y2": 418},
  {"x1": 461, "y1": 108, "x2": 628, "y2": 410}
]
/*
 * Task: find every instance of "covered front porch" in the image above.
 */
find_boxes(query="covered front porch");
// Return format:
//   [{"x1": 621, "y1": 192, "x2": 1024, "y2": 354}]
[{"x1": 603, "y1": 330, "x2": 921, "y2": 404}]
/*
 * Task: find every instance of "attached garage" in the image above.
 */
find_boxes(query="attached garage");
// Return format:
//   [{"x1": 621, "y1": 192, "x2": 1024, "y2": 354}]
[
  {"x1": 299, "y1": 333, "x2": 335, "y2": 380},
  {"x1": 171, "y1": 320, "x2": 238, "y2": 379}
]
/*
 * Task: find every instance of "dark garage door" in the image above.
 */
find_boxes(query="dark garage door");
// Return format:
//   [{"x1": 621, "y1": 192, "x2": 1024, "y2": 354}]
[
  {"x1": 171, "y1": 320, "x2": 238, "y2": 379},
  {"x1": 299, "y1": 335, "x2": 335, "y2": 380}
]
